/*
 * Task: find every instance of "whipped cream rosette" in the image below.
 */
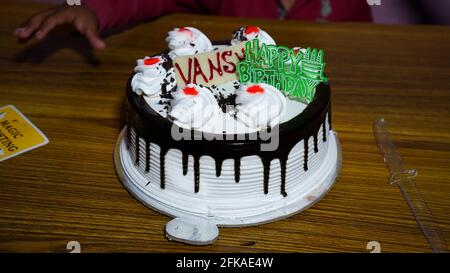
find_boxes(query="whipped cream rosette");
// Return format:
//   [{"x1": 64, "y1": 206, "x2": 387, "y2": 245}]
[
  {"x1": 131, "y1": 54, "x2": 176, "y2": 96},
  {"x1": 285, "y1": 46, "x2": 307, "y2": 67},
  {"x1": 235, "y1": 83, "x2": 287, "y2": 129},
  {"x1": 169, "y1": 84, "x2": 223, "y2": 131},
  {"x1": 166, "y1": 27, "x2": 213, "y2": 59},
  {"x1": 293, "y1": 47, "x2": 307, "y2": 55},
  {"x1": 231, "y1": 26, "x2": 276, "y2": 46}
]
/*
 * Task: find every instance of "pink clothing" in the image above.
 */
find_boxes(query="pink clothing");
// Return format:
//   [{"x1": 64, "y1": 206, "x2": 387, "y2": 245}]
[{"x1": 82, "y1": 0, "x2": 372, "y2": 31}]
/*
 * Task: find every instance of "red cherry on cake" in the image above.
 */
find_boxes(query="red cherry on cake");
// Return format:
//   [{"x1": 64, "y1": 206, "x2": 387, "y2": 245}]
[
  {"x1": 245, "y1": 26, "x2": 260, "y2": 36},
  {"x1": 178, "y1": 27, "x2": 193, "y2": 36},
  {"x1": 178, "y1": 27, "x2": 190, "y2": 32},
  {"x1": 143, "y1": 57, "x2": 160, "y2": 66},
  {"x1": 183, "y1": 86, "x2": 199, "y2": 96},
  {"x1": 246, "y1": 85, "x2": 265, "y2": 94}
]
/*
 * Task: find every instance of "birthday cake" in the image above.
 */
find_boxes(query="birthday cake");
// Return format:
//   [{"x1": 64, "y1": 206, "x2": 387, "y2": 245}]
[{"x1": 115, "y1": 26, "x2": 341, "y2": 226}]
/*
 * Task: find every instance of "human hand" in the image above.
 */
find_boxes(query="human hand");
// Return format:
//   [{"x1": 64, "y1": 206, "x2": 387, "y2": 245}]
[{"x1": 14, "y1": 5, "x2": 106, "y2": 50}]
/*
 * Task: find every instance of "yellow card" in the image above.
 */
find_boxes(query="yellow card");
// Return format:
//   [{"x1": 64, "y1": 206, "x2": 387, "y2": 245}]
[{"x1": 0, "y1": 105, "x2": 49, "y2": 162}]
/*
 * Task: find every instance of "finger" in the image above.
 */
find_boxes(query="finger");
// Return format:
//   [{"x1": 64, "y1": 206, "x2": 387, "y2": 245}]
[
  {"x1": 74, "y1": 19, "x2": 105, "y2": 49},
  {"x1": 14, "y1": 10, "x2": 53, "y2": 39},
  {"x1": 35, "y1": 13, "x2": 68, "y2": 40},
  {"x1": 85, "y1": 26, "x2": 106, "y2": 49}
]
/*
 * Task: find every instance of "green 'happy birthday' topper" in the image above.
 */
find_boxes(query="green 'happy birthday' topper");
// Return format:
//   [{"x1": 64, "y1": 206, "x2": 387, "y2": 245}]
[{"x1": 237, "y1": 39, "x2": 328, "y2": 103}]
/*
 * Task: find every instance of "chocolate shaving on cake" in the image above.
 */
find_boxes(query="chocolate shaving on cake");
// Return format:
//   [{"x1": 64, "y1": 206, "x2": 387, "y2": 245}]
[
  {"x1": 160, "y1": 53, "x2": 173, "y2": 71},
  {"x1": 231, "y1": 27, "x2": 248, "y2": 42},
  {"x1": 217, "y1": 93, "x2": 237, "y2": 113}
]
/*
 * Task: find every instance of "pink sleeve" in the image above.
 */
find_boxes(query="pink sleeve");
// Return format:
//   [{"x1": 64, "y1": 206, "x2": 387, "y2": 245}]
[{"x1": 82, "y1": 0, "x2": 215, "y2": 31}]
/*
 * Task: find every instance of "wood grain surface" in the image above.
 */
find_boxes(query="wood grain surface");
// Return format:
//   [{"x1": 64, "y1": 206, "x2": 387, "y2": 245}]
[{"x1": 0, "y1": 0, "x2": 449, "y2": 253}]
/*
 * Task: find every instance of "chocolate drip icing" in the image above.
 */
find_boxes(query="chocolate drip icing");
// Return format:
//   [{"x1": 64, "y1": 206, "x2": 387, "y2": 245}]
[
  {"x1": 322, "y1": 122, "x2": 327, "y2": 142},
  {"x1": 126, "y1": 125, "x2": 131, "y2": 149},
  {"x1": 160, "y1": 147, "x2": 167, "y2": 189},
  {"x1": 313, "y1": 133, "x2": 319, "y2": 153},
  {"x1": 280, "y1": 157, "x2": 287, "y2": 197},
  {"x1": 135, "y1": 135, "x2": 140, "y2": 166},
  {"x1": 145, "y1": 139, "x2": 151, "y2": 172},
  {"x1": 215, "y1": 159, "x2": 223, "y2": 177},
  {"x1": 126, "y1": 72, "x2": 331, "y2": 196},
  {"x1": 234, "y1": 158, "x2": 241, "y2": 183},
  {"x1": 328, "y1": 111, "x2": 332, "y2": 130},
  {"x1": 194, "y1": 155, "x2": 200, "y2": 193},
  {"x1": 262, "y1": 159, "x2": 271, "y2": 194},
  {"x1": 303, "y1": 138, "x2": 309, "y2": 171},
  {"x1": 182, "y1": 152, "x2": 188, "y2": 175}
]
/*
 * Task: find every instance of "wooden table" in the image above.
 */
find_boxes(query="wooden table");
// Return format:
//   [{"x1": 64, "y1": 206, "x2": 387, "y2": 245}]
[{"x1": 1, "y1": 0, "x2": 449, "y2": 253}]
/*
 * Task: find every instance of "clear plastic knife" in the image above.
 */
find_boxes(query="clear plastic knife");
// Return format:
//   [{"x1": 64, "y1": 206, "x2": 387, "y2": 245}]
[{"x1": 373, "y1": 118, "x2": 448, "y2": 253}]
